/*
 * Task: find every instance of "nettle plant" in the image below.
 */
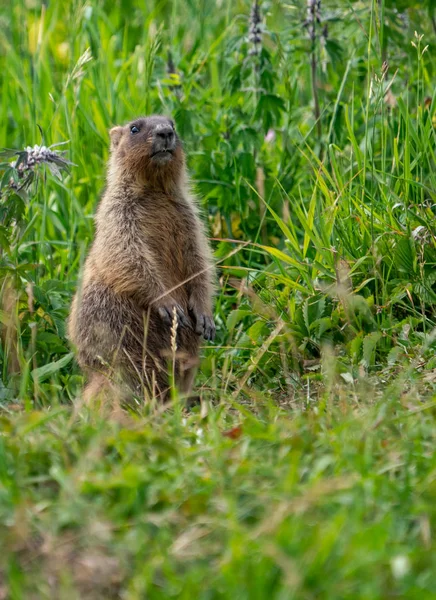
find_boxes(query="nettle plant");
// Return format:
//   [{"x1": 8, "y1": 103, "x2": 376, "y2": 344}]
[
  {"x1": 0, "y1": 144, "x2": 75, "y2": 401},
  {"x1": 217, "y1": 5, "x2": 436, "y2": 393}
]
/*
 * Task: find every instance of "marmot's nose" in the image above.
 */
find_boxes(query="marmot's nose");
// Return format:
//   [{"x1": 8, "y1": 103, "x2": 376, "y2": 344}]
[{"x1": 155, "y1": 126, "x2": 175, "y2": 147}]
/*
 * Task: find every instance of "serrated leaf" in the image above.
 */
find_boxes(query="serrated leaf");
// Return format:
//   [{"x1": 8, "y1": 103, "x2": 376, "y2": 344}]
[
  {"x1": 247, "y1": 320, "x2": 266, "y2": 343},
  {"x1": 226, "y1": 309, "x2": 252, "y2": 330}
]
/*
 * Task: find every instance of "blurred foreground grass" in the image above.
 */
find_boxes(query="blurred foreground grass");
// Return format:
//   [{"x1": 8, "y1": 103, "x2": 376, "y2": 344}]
[{"x1": 2, "y1": 383, "x2": 436, "y2": 599}]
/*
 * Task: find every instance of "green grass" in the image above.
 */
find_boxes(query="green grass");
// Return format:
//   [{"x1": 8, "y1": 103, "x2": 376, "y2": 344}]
[
  {"x1": 3, "y1": 388, "x2": 436, "y2": 598},
  {"x1": 2, "y1": 0, "x2": 436, "y2": 597}
]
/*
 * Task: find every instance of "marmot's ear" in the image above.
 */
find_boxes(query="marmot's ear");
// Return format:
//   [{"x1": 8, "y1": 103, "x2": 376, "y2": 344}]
[{"x1": 109, "y1": 126, "x2": 124, "y2": 149}]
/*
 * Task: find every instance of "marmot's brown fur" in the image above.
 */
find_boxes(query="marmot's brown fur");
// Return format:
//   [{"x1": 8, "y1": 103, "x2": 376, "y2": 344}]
[{"x1": 68, "y1": 115, "x2": 215, "y2": 401}]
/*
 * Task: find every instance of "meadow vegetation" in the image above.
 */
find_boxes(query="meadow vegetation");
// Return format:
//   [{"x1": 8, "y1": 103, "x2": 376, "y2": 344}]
[{"x1": 2, "y1": 0, "x2": 436, "y2": 597}]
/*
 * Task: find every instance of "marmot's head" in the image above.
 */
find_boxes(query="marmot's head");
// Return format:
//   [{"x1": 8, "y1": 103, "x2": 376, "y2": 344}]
[{"x1": 108, "y1": 115, "x2": 185, "y2": 189}]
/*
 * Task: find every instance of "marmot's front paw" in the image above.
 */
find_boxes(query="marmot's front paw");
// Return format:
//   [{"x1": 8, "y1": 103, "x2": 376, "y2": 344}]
[
  {"x1": 188, "y1": 305, "x2": 216, "y2": 341},
  {"x1": 157, "y1": 302, "x2": 191, "y2": 329}
]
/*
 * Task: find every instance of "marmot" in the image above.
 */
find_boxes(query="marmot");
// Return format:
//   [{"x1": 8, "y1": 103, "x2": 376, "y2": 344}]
[{"x1": 68, "y1": 115, "x2": 215, "y2": 401}]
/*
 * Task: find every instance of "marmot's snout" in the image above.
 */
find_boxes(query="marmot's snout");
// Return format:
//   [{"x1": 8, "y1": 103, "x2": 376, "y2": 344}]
[{"x1": 150, "y1": 122, "x2": 176, "y2": 163}]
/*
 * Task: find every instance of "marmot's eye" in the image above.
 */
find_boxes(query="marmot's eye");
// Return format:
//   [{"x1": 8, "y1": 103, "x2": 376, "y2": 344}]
[{"x1": 130, "y1": 125, "x2": 140, "y2": 134}]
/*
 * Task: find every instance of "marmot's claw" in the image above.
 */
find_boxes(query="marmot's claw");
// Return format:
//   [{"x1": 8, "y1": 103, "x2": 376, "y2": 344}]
[
  {"x1": 157, "y1": 306, "x2": 171, "y2": 325},
  {"x1": 194, "y1": 313, "x2": 205, "y2": 336},
  {"x1": 176, "y1": 306, "x2": 191, "y2": 329},
  {"x1": 188, "y1": 305, "x2": 216, "y2": 341},
  {"x1": 158, "y1": 303, "x2": 191, "y2": 329},
  {"x1": 204, "y1": 316, "x2": 216, "y2": 342}
]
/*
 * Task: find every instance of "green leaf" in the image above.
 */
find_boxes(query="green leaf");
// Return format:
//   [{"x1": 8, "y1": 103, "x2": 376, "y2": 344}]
[
  {"x1": 226, "y1": 309, "x2": 252, "y2": 330},
  {"x1": 31, "y1": 353, "x2": 74, "y2": 382},
  {"x1": 362, "y1": 333, "x2": 382, "y2": 368}
]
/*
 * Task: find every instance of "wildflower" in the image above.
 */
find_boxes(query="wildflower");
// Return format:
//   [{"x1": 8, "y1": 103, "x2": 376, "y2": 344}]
[
  {"x1": 248, "y1": 0, "x2": 262, "y2": 57},
  {"x1": 167, "y1": 51, "x2": 182, "y2": 98},
  {"x1": 0, "y1": 142, "x2": 74, "y2": 193},
  {"x1": 305, "y1": 0, "x2": 321, "y2": 44},
  {"x1": 264, "y1": 129, "x2": 275, "y2": 143},
  {"x1": 390, "y1": 555, "x2": 411, "y2": 579}
]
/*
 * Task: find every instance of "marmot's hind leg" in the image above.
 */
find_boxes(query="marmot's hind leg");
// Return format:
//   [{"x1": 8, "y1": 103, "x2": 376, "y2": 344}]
[
  {"x1": 82, "y1": 372, "x2": 126, "y2": 405},
  {"x1": 179, "y1": 365, "x2": 197, "y2": 396}
]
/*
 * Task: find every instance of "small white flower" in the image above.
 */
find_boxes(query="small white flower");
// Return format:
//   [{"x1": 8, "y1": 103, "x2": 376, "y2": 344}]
[
  {"x1": 391, "y1": 555, "x2": 411, "y2": 579},
  {"x1": 265, "y1": 129, "x2": 275, "y2": 143}
]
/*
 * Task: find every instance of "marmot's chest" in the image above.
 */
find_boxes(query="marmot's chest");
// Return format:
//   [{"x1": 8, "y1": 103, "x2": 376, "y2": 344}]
[{"x1": 140, "y1": 202, "x2": 197, "y2": 281}]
